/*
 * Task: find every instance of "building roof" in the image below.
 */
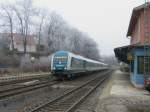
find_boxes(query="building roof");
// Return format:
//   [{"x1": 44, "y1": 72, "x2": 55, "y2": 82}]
[
  {"x1": 114, "y1": 45, "x2": 144, "y2": 64},
  {"x1": 127, "y1": 2, "x2": 150, "y2": 37}
]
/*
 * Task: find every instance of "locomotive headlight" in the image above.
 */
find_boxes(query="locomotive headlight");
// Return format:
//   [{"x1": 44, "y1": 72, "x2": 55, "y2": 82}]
[{"x1": 64, "y1": 67, "x2": 67, "y2": 70}]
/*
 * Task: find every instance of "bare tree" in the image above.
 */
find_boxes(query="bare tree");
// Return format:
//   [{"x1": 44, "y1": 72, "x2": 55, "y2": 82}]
[
  {"x1": 12, "y1": 6, "x2": 24, "y2": 37},
  {"x1": 0, "y1": 4, "x2": 15, "y2": 53},
  {"x1": 36, "y1": 9, "x2": 47, "y2": 52},
  {"x1": 41, "y1": 12, "x2": 101, "y2": 60},
  {"x1": 70, "y1": 29, "x2": 81, "y2": 53},
  {"x1": 45, "y1": 12, "x2": 66, "y2": 52},
  {"x1": 13, "y1": 0, "x2": 36, "y2": 54}
]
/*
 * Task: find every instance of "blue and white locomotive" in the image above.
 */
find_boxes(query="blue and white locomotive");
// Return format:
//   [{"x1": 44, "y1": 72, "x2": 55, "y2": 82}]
[{"x1": 51, "y1": 51, "x2": 108, "y2": 79}]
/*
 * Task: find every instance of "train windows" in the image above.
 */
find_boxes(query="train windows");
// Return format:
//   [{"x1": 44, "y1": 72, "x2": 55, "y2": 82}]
[
  {"x1": 137, "y1": 56, "x2": 144, "y2": 74},
  {"x1": 71, "y1": 58, "x2": 75, "y2": 67},
  {"x1": 71, "y1": 57, "x2": 83, "y2": 68}
]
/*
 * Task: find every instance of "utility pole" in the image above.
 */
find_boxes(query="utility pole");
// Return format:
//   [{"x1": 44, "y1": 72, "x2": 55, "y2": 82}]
[{"x1": 144, "y1": 0, "x2": 150, "y2": 81}]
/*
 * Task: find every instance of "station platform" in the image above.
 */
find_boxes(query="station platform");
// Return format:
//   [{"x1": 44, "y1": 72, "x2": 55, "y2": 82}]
[{"x1": 96, "y1": 70, "x2": 150, "y2": 112}]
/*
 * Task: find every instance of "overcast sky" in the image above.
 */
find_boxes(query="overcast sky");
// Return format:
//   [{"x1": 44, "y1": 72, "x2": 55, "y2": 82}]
[{"x1": 0, "y1": 0, "x2": 144, "y2": 55}]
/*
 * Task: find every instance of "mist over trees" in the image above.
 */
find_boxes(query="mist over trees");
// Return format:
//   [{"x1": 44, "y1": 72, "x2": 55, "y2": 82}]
[
  {"x1": 0, "y1": 0, "x2": 100, "y2": 60},
  {"x1": 102, "y1": 55, "x2": 118, "y2": 66}
]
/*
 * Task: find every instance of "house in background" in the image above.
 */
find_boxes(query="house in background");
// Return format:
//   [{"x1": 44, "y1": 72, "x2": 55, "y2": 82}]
[{"x1": 0, "y1": 33, "x2": 37, "y2": 53}]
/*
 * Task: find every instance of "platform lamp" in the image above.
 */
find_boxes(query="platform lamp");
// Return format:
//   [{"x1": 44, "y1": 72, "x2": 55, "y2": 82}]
[{"x1": 31, "y1": 56, "x2": 35, "y2": 72}]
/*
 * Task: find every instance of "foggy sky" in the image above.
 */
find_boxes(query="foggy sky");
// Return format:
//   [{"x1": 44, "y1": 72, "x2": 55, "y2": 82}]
[{"x1": 0, "y1": 0, "x2": 144, "y2": 55}]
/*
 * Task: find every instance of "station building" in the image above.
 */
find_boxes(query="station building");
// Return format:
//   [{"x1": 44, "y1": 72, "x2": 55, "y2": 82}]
[{"x1": 114, "y1": 3, "x2": 150, "y2": 88}]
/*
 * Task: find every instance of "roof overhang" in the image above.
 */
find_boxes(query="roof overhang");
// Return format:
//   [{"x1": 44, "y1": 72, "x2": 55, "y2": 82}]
[{"x1": 114, "y1": 45, "x2": 144, "y2": 64}]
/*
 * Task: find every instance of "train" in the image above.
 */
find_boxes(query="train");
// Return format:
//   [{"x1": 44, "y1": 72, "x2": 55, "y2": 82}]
[{"x1": 51, "y1": 51, "x2": 108, "y2": 79}]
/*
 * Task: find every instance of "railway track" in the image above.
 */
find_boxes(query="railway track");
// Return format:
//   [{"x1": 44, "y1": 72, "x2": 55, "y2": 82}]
[
  {"x1": 24, "y1": 70, "x2": 111, "y2": 112},
  {"x1": 0, "y1": 73, "x2": 51, "y2": 86},
  {"x1": 0, "y1": 80, "x2": 59, "y2": 100}
]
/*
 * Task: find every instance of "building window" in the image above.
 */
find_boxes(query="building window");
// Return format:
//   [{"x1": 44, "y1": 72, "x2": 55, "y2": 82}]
[
  {"x1": 137, "y1": 56, "x2": 150, "y2": 74},
  {"x1": 130, "y1": 60, "x2": 134, "y2": 72},
  {"x1": 137, "y1": 56, "x2": 144, "y2": 74}
]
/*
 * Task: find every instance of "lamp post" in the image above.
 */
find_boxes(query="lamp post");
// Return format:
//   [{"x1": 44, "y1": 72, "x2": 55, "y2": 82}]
[{"x1": 31, "y1": 57, "x2": 35, "y2": 72}]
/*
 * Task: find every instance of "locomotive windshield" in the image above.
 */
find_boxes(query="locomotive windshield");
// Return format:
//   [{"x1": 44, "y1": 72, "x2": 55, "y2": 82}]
[{"x1": 53, "y1": 56, "x2": 68, "y2": 62}]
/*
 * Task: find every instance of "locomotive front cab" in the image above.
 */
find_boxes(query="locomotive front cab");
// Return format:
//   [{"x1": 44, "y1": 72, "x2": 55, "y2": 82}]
[{"x1": 52, "y1": 51, "x2": 68, "y2": 74}]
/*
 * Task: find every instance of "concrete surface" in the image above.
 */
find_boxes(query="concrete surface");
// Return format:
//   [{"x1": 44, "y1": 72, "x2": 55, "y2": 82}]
[
  {"x1": 95, "y1": 70, "x2": 150, "y2": 112},
  {"x1": 110, "y1": 70, "x2": 148, "y2": 97}
]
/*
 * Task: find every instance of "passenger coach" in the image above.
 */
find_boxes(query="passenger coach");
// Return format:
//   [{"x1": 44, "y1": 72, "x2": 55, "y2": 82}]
[{"x1": 51, "y1": 51, "x2": 108, "y2": 79}]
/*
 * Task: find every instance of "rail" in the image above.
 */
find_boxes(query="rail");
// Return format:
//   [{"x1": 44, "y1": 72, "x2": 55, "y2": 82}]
[
  {"x1": 0, "y1": 80, "x2": 59, "y2": 100},
  {"x1": 26, "y1": 70, "x2": 112, "y2": 112},
  {"x1": 0, "y1": 73, "x2": 51, "y2": 86}
]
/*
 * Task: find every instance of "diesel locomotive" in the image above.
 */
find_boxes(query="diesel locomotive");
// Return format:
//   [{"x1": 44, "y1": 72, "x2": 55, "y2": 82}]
[{"x1": 51, "y1": 51, "x2": 108, "y2": 79}]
